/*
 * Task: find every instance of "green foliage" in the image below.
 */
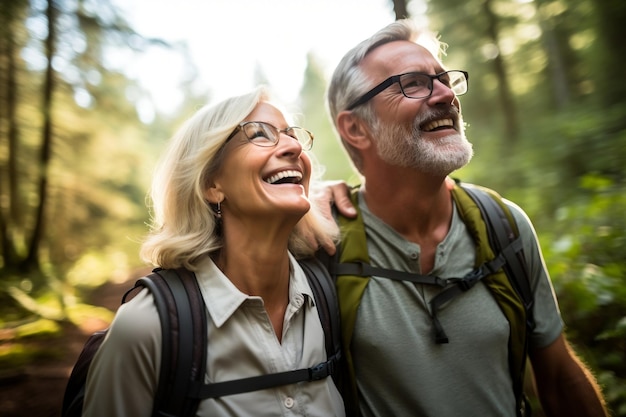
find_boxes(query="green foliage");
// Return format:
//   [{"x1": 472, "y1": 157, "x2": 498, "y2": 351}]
[
  {"x1": 540, "y1": 173, "x2": 626, "y2": 413},
  {"x1": 0, "y1": 318, "x2": 64, "y2": 376},
  {"x1": 65, "y1": 249, "x2": 135, "y2": 288},
  {"x1": 0, "y1": 343, "x2": 42, "y2": 373},
  {"x1": 0, "y1": 0, "x2": 166, "y2": 288},
  {"x1": 13, "y1": 318, "x2": 61, "y2": 339},
  {"x1": 297, "y1": 52, "x2": 358, "y2": 183}
]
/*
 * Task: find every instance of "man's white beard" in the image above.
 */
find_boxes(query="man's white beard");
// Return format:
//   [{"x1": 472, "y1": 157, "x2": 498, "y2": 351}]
[{"x1": 372, "y1": 111, "x2": 474, "y2": 176}]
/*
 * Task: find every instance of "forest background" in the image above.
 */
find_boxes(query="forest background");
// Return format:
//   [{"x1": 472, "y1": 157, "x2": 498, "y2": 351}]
[{"x1": 0, "y1": 0, "x2": 624, "y2": 415}]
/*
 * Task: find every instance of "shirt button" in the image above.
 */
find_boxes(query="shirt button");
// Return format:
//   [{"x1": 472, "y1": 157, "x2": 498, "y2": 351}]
[
  {"x1": 409, "y1": 252, "x2": 419, "y2": 260},
  {"x1": 284, "y1": 397, "x2": 295, "y2": 408},
  {"x1": 294, "y1": 295, "x2": 303, "y2": 308}
]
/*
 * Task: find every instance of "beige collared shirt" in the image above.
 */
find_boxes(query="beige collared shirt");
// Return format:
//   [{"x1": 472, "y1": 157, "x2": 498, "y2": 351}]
[{"x1": 84, "y1": 253, "x2": 344, "y2": 417}]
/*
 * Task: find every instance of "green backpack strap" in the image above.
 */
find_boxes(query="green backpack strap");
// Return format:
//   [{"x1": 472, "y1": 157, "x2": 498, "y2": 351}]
[
  {"x1": 459, "y1": 183, "x2": 534, "y2": 327},
  {"x1": 334, "y1": 189, "x2": 369, "y2": 415},
  {"x1": 452, "y1": 182, "x2": 532, "y2": 417}
]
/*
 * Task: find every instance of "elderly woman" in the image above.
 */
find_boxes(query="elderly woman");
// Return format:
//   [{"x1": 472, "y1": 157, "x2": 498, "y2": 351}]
[{"x1": 82, "y1": 87, "x2": 344, "y2": 416}]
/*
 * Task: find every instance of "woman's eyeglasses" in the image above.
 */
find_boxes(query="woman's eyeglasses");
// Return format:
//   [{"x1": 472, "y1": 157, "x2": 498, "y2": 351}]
[{"x1": 226, "y1": 121, "x2": 314, "y2": 150}]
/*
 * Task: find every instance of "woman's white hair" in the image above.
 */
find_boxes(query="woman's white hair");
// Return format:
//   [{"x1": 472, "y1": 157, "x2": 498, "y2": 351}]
[{"x1": 141, "y1": 86, "x2": 338, "y2": 270}]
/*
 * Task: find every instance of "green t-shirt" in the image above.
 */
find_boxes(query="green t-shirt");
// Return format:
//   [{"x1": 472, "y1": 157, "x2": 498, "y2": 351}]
[{"x1": 352, "y1": 191, "x2": 563, "y2": 417}]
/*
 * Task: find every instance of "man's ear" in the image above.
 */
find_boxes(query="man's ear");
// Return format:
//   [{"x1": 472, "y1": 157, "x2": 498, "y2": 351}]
[{"x1": 336, "y1": 111, "x2": 371, "y2": 150}]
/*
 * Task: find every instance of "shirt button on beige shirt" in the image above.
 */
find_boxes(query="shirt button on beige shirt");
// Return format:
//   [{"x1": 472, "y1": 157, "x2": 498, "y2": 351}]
[{"x1": 284, "y1": 397, "x2": 295, "y2": 408}]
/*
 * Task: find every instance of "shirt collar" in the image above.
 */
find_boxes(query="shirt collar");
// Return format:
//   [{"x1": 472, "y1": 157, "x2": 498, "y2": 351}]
[{"x1": 194, "y1": 253, "x2": 314, "y2": 328}]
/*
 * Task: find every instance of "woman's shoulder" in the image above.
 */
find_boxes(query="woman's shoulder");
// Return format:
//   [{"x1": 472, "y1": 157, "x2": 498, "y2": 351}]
[{"x1": 105, "y1": 288, "x2": 161, "y2": 348}]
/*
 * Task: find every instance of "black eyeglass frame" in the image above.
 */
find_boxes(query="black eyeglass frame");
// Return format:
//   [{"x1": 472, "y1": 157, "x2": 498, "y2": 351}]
[
  {"x1": 347, "y1": 70, "x2": 469, "y2": 110},
  {"x1": 226, "y1": 121, "x2": 314, "y2": 151}
]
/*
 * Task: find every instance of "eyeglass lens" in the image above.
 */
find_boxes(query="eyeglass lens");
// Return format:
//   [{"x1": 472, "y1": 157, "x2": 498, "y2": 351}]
[
  {"x1": 241, "y1": 122, "x2": 313, "y2": 150},
  {"x1": 400, "y1": 71, "x2": 467, "y2": 99}
]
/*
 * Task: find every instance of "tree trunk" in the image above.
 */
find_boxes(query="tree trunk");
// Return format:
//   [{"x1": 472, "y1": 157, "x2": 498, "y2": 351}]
[
  {"x1": 536, "y1": 17, "x2": 570, "y2": 110},
  {"x1": 0, "y1": 0, "x2": 23, "y2": 266},
  {"x1": 482, "y1": 0, "x2": 518, "y2": 143},
  {"x1": 588, "y1": 0, "x2": 626, "y2": 106},
  {"x1": 393, "y1": 0, "x2": 409, "y2": 20},
  {"x1": 24, "y1": 0, "x2": 56, "y2": 271}
]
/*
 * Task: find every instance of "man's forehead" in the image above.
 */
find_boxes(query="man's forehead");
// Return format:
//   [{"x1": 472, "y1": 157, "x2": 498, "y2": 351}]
[{"x1": 361, "y1": 41, "x2": 443, "y2": 75}]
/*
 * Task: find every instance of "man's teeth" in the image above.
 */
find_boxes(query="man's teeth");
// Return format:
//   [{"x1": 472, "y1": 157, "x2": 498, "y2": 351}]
[
  {"x1": 423, "y1": 118, "x2": 453, "y2": 132},
  {"x1": 265, "y1": 170, "x2": 302, "y2": 184}
]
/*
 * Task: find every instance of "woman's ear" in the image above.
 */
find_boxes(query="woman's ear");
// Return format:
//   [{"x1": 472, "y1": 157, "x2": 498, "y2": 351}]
[
  {"x1": 204, "y1": 183, "x2": 224, "y2": 205},
  {"x1": 336, "y1": 111, "x2": 371, "y2": 150}
]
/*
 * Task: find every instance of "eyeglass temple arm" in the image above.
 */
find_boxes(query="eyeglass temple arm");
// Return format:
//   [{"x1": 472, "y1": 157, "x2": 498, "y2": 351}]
[{"x1": 347, "y1": 76, "x2": 398, "y2": 110}]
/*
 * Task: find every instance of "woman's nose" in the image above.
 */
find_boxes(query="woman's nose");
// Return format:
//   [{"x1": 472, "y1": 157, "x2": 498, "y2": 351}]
[{"x1": 276, "y1": 132, "x2": 303, "y2": 157}]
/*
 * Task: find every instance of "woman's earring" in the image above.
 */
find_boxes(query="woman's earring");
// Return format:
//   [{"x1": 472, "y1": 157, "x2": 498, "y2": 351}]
[{"x1": 213, "y1": 201, "x2": 223, "y2": 235}]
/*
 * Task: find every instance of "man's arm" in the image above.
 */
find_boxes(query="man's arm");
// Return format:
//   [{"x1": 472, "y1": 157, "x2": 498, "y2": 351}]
[{"x1": 530, "y1": 334, "x2": 609, "y2": 417}]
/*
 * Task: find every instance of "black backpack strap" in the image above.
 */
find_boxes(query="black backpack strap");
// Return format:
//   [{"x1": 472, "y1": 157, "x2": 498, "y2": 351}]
[
  {"x1": 428, "y1": 241, "x2": 523, "y2": 343},
  {"x1": 460, "y1": 185, "x2": 535, "y2": 328},
  {"x1": 129, "y1": 268, "x2": 207, "y2": 417},
  {"x1": 189, "y1": 359, "x2": 337, "y2": 399},
  {"x1": 299, "y1": 257, "x2": 342, "y2": 367},
  {"x1": 460, "y1": 184, "x2": 535, "y2": 417},
  {"x1": 314, "y1": 248, "x2": 356, "y2": 414},
  {"x1": 333, "y1": 261, "x2": 446, "y2": 287},
  {"x1": 61, "y1": 329, "x2": 108, "y2": 417}
]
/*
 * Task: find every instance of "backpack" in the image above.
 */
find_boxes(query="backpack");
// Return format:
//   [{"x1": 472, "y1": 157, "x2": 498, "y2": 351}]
[
  {"x1": 62, "y1": 258, "x2": 341, "y2": 417},
  {"x1": 326, "y1": 181, "x2": 534, "y2": 417}
]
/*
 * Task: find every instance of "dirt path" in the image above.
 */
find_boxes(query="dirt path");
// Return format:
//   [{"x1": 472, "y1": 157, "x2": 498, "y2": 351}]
[{"x1": 0, "y1": 269, "x2": 149, "y2": 417}]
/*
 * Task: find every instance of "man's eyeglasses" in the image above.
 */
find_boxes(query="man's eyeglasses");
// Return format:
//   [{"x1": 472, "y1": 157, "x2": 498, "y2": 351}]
[
  {"x1": 226, "y1": 121, "x2": 314, "y2": 150},
  {"x1": 347, "y1": 70, "x2": 469, "y2": 110}
]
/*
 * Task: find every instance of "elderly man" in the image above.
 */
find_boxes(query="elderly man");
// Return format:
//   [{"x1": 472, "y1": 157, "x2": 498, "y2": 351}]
[{"x1": 324, "y1": 19, "x2": 608, "y2": 417}]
